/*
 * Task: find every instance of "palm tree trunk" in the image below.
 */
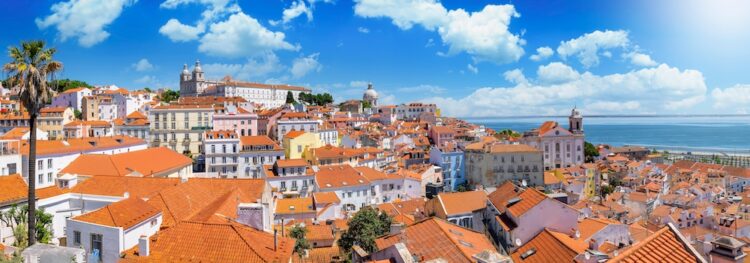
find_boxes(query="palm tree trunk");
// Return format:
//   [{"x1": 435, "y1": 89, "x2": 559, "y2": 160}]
[{"x1": 28, "y1": 113, "x2": 37, "y2": 246}]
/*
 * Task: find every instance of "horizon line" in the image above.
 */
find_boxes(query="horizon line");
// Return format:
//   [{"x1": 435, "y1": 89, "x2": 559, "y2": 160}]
[{"x1": 459, "y1": 114, "x2": 750, "y2": 119}]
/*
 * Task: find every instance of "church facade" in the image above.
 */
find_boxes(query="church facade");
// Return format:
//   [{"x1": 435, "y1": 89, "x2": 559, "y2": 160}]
[
  {"x1": 179, "y1": 60, "x2": 311, "y2": 108},
  {"x1": 520, "y1": 108, "x2": 585, "y2": 170}
]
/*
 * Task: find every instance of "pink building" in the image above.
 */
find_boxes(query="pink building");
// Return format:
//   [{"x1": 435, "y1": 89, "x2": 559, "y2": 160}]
[
  {"x1": 429, "y1": 125, "x2": 455, "y2": 147},
  {"x1": 212, "y1": 105, "x2": 258, "y2": 136}
]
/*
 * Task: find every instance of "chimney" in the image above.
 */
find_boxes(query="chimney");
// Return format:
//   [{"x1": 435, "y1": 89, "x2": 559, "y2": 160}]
[
  {"x1": 273, "y1": 229, "x2": 278, "y2": 251},
  {"x1": 139, "y1": 236, "x2": 150, "y2": 256}
]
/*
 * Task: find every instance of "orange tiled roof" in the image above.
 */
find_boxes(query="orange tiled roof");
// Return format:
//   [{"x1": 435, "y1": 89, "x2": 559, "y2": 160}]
[
  {"x1": 284, "y1": 130, "x2": 306, "y2": 139},
  {"x1": 126, "y1": 111, "x2": 147, "y2": 119},
  {"x1": 35, "y1": 186, "x2": 69, "y2": 200},
  {"x1": 72, "y1": 197, "x2": 160, "y2": 230},
  {"x1": 0, "y1": 127, "x2": 30, "y2": 140},
  {"x1": 507, "y1": 188, "x2": 548, "y2": 218},
  {"x1": 375, "y1": 218, "x2": 495, "y2": 263},
  {"x1": 315, "y1": 164, "x2": 369, "y2": 189},
  {"x1": 60, "y1": 147, "x2": 192, "y2": 177},
  {"x1": 609, "y1": 223, "x2": 704, "y2": 262},
  {"x1": 19, "y1": 135, "x2": 146, "y2": 156},
  {"x1": 276, "y1": 158, "x2": 308, "y2": 168},
  {"x1": 0, "y1": 174, "x2": 27, "y2": 206},
  {"x1": 487, "y1": 181, "x2": 519, "y2": 210},
  {"x1": 123, "y1": 220, "x2": 294, "y2": 262},
  {"x1": 275, "y1": 197, "x2": 315, "y2": 215},
  {"x1": 436, "y1": 191, "x2": 488, "y2": 215},
  {"x1": 312, "y1": 192, "x2": 340, "y2": 204},
  {"x1": 239, "y1": 135, "x2": 279, "y2": 148},
  {"x1": 510, "y1": 228, "x2": 587, "y2": 262},
  {"x1": 70, "y1": 176, "x2": 180, "y2": 198}
]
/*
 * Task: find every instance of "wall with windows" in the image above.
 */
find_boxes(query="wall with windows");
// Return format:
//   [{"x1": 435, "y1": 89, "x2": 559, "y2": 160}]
[{"x1": 66, "y1": 219, "x2": 121, "y2": 263}]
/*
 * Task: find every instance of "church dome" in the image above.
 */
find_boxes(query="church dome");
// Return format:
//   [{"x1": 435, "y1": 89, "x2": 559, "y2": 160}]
[
  {"x1": 363, "y1": 83, "x2": 378, "y2": 100},
  {"x1": 181, "y1": 64, "x2": 190, "y2": 75},
  {"x1": 193, "y1": 59, "x2": 203, "y2": 73}
]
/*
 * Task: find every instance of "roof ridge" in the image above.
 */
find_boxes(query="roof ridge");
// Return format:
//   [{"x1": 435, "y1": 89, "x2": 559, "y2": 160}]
[
  {"x1": 545, "y1": 228, "x2": 585, "y2": 255},
  {"x1": 431, "y1": 218, "x2": 475, "y2": 262}
]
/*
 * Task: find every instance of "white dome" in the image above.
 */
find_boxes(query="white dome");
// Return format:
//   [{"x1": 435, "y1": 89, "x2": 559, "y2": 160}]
[
  {"x1": 363, "y1": 83, "x2": 378, "y2": 100},
  {"x1": 181, "y1": 64, "x2": 190, "y2": 75},
  {"x1": 193, "y1": 60, "x2": 203, "y2": 73}
]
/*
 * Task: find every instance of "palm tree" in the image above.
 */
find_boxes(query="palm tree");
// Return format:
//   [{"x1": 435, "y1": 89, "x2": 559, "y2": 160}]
[{"x1": 3, "y1": 40, "x2": 62, "y2": 246}]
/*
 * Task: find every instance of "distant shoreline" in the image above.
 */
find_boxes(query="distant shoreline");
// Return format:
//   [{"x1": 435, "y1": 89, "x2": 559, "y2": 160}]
[{"x1": 462, "y1": 114, "x2": 750, "y2": 119}]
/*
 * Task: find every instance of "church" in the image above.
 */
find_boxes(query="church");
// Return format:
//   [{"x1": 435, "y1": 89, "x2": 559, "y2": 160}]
[
  {"x1": 519, "y1": 108, "x2": 585, "y2": 170},
  {"x1": 179, "y1": 60, "x2": 311, "y2": 108}
]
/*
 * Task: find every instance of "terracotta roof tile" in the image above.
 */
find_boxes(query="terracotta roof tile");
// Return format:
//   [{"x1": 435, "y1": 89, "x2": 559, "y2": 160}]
[
  {"x1": 511, "y1": 229, "x2": 587, "y2": 263},
  {"x1": 436, "y1": 191, "x2": 488, "y2": 215},
  {"x1": 123, "y1": 220, "x2": 294, "y2": 262},
  {"x1": 315, "y1": 164, "x2": 369, "y2": 189},
  {"x1": 610, "y1": 223, "x2": 705, "y2": 263},
  {"x1": 375, "y1": 218, "x2": 495, "y2": 263},
  {"x1": 60, "y1": 147, "x2": 192, "y2": 177},
  {"x1": 507, "y1": 188, "x2": 548, "y2": 218},
  {"x1": 72, "y1": 197, "x2": 160, "y2": 230},
  {"x1": 313, "y1": 192, "x2": 340, "y2": 204},
  {"x1": 275, "y1": 197, "x2": 315, "y2": 215},
  {"x1": 0, "y1": 174, "x2": 27, "y2": 206}
]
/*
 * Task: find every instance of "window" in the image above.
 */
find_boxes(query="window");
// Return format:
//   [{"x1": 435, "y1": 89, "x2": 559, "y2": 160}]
[
  {"x1": 73, "y1": 231, "x2": 81, "y2": 246},
  {"x1": 38, "y1": 174, "x2": 43, "y2": 184},
  {"x1": 47, "y1": 159, "x2": 52, "y2": 169},
  {"x1": 47, "y1": 173, "x2": 52, "y2": 183},
  {"x1": 37, "y1": 160, "x2": 43, "y2": 170},
  {"x1": 91, "y1": 233, "x2": 103, "y2": 262}
]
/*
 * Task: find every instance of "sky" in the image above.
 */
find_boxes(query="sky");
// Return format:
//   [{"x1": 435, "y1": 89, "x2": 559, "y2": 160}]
[{"x1": 2, "y1": 0, "x2": 750, "y2": 117}]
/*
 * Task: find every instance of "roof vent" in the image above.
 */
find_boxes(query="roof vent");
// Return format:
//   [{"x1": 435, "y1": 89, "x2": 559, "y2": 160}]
[
  {"x1": 289, "y1": 206, "x2": 295, "y2": 211},
  {"x1": 342, "y1": 182, "x2": 348, "y2": 185},
  {"x1": 520, "y1": 248, "x2": 536, "y2": 259},
  {"x1": 458, "y1": 240, "x2": 473, "y2": 248}
]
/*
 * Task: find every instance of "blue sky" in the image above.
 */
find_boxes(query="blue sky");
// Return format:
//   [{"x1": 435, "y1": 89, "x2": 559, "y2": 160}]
[{"x1": 2, "y1": 0, "x2": 750, "y2": 117}]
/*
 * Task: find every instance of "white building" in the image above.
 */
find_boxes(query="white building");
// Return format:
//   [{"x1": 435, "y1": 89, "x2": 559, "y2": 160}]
[
  {"x1": 262, "y1": 159, "x2": 316, "y2": 198},
  {"x1": 520, "y1": 108, "x2": 585, "y2": 170},
  {"x1": 66, "y1": 198, "x2": 162, "y2": 263},
  {"x1": 179, "y1": 60, "x2": 310, "y2": 108},
  {"x1": 275, "y1": 112, "x2": 319, "y2": 141},
  {"x1": 395, "y1": 103, "x2": 438, "y2": 121},
  {"x1": 203, "y1": 132, "x2": 285, "y2": 178},
  {"x1": 20, "y1": 136, "x2": 148, "y2": 189},
  {"x1": 51, "y1": 87, "x2": 92, "y2": 111}
]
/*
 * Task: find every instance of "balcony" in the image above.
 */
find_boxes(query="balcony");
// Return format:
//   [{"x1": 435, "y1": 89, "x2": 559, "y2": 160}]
[
  {"x1": 168, "y1": 139, "x2": 177, "y2": 145},
  {"x1": 182, "y1": 139, "x2": 191, "y2": 146}
]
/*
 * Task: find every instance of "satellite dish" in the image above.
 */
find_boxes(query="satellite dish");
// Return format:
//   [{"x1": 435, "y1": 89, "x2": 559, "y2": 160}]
[
  {"x1": 522, "y1": 180, "x2": 528, "y2": 187},
  {"x1": 585, "y1": 252, "x2": 591, "y2": 260},
  {"x1": 575, "y1": 230, "x2": 581, "y2": 239},
  {"x1": 515, "y1": 238, "x2": 522, "y2": 247}
]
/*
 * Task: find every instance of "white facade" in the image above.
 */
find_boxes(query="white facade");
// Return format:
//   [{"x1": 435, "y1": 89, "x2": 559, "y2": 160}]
[
  {"x1": 66, "y1": 213, "x2": 161, "y2": 263},
  {"x1": 317, "y1": 128, "x2": 338, "y2": 146},
  {"x1": 22, "y1": 139, "x2": 147, "y2": 189},
  {"x1": 395, "y1": 103, "x2": 438, "y2": 121},
  {"x1": 203, "y1": 134, "x2": 285, "y2": 179},
  {"x1": 276, "y1": 118, "x2": 319, "y2": 141},
  {"x1": 51, "y1": 88, "x2": 92, "y2": 111}
]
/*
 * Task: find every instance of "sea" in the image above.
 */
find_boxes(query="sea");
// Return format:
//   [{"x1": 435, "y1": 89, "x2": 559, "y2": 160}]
[{"x1": 468, "y1": 116, "x2": 750, "y2": 155}]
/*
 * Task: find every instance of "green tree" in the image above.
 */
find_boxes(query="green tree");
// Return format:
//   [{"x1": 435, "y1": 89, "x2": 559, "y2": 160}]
[
  {"x1": 0, "y1": 205, "x2": 54, "y2": 248},
  {"x1": 160, "y1": 89, "x2": 179, "y2": 103},
  {"x1": 362, "y1": 100, "x2": 372, "y2": 109},
  {"x1": 337, "y1": 207, "x2": 392, "y2": 253},
  {"x1": 286, "y1": 91, "x2": 296, "y2": 104},
  {"x1": 4, "y1": 40, "x2": 62, "y2": 245},
  {"x1": 48, "y1": 78, "x2": 91, "y2": 92},
  {"x1": 143, "y1": 87, "x2": 152, "y2": 93},
  {"x1": 289, "y1": 224, "x2": 311, "y2": 260},
  {"x1": 584, "y1": 141, "x2": 599, "y2": 162},
  {"x1": 73, "y1": 109, "x2": 82, "y2": 120}
]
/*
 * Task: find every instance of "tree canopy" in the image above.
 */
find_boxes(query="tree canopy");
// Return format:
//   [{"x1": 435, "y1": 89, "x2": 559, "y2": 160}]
[
  {"x1": 298, "y1": 92, "x2": 333, "y2": 106},
  {"x1": 289, "y1": 224, "x2": 311, "y2": 259},
  {"x1": 584, "y1": 141, "x2": 599, "y2": 162},
  {"x1": 160, "y1": 90, "x2": 180, "y2": 103},
  {"x1": 48, "y1": 78, "x2": 91, "y2": 92},
  {"x1": 337, "y1": 207, "x2": 392, "y2": 253},
  {"x1": 285, "y1": 91, "x2": 297, "y2": 104}
]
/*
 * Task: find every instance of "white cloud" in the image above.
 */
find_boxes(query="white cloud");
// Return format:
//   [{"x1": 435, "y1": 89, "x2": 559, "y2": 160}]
[
  {"x1": 291, "y1": 53, "x2": 322, "y2": 79},
  {"x1": 36, "y1": 0, "x2": 136, "y2": 47},
  {"x1": 350, "y1": 80, "x2": 369, "y2": 88},
  {"x1": 503, "y1": 69, "x2": 527, "y2": 85},
  {"x1": 529, "y1": 46, "x2": 553, "y2": 61},
  {"x1": 271, "y1": 0, "x2": 312, "y2": 26},
  {"x1": 132, "y1": 58, "x2": 154, "y2": 72},
  {"x1": 202, "y1": 53, "x2": 284, "y2": 80},
  {"x1": 425, "y1": 38, "x2": 435, "y2": 47},
  {"x1": 711, "y1": 85, "x2": 750, "y2": 111},
  {"x1": 557, "y1": 30, "x2": 629, "y2": 68},
  {"x1": 354, "y1": 0, "x2": 524, "y2": 64},
  {"x1": 536, "y1": 62, "x2": 580, "y2": 84},
  {"x1": 159, "y1": 19, "x2": 204, "y2": 42},
  {"x1": 358, "y1": 27, "x2": 370, "y2": 33},
  {"x1": 422, "y1": 63, "x2": 707, "y2": 117},
  {"x1": 158, "y1": 0, "x2": 240, "y2": 42},
  {"x1": 467, "y1": 64, "x2": 478, "y2": 74},
  {"x1": 135, "y1": 75, "x2": 156, "y2": 84},
  {"x1": 626, "y1": 52, "x2": 658, "y2": 67},
  {"x1": 199, "y1": 12, "x2": 298, "y2": 58},
  {"x1": 397, "y1": 85, "x2": 446, "y2": 94}
]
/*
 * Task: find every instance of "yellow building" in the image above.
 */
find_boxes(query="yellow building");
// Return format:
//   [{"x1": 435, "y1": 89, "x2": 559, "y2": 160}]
[
  {"x1": 582, "y1": 163, "x2": 599, "y2": 199},
  {"x1": 282, "y1": 130, "x2": 321, "y2": 159}
]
